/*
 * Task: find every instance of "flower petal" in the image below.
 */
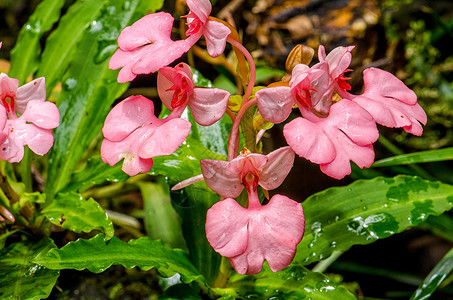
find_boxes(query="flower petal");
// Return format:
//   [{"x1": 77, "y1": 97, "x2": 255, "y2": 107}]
[
  {"x1": 102, "y1": 95, "x2": 157, "y2": 142},
  {"x1": 200, "y1": 159, "x2": 243, "y2": 198},
  {"x1": 138, "y1": 118, "x2": 191, "y2": 158},
  {"x1": 256, "y1": 86, "x2": 294, "y2": 124},
  {"x1": 228, "y1": 194, "x2": 304, "y2": 274},
  {"x1": 352, "y1": 68, "x2": 427, "y2": 136},
  {"x1": 185, "y1": 0, "x2": 211, "y2": 24},
  {"x1": 285, "y1": 100, "x2": 378, "y2": 179},
  {"x1": 203, "y1": 20, "x2": 231, "y2": 57},
  {"x1": 188, "y1": 87, "x2": 229, "y2": 126},
  {"x1": 259, "y1": 146, "x2": 294, "y2": 190},
  {"x1": 158, "y1": 63, "x2": 194, "y2": 111},
  {"x1": 21, "y1": 100, "x2": 60, "y2": 129},
  {"x1": 206, "y1": 198, "x2": 249, "y2": 257},
  {"x1": 15, "y1": 77, "x2": 46, "y2": 114}
]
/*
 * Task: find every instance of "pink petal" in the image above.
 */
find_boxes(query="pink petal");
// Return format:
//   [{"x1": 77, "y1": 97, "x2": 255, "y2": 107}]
[
  {"x1": 157, "y1": 63, "x2": 194, "y2": 111},
  {"x1": 323, "y1": 46, "x2": 354, "y2": 79},
  {"x1": 101, "y1": 124, "x2": 157, "y2": 176},
  {"x1": 259, "y1": 146, "x2": 294, "y2": 190},
  {"x1": 203, "y1": 20, "x2": 231, "y2": 57},
  {"x1": 309, "y1": 61, "x2": 334, "y2": 115},
  {"x1": 188, "y1": 88, "x2": 229, "y2": 126},
  {"x1": 15, "y1": 77, "x2": 47, "y2": 115},
  {"x1": 226, "y1": 153, "x2": 268, "y2": 175},
  {"x1": 21, "y1": 100, "x2": 60, "y2": 129},
  {"x1": 24, "y1": 126, "x2": 54, "y2": 156},
  {"x1": 227, "y1": 194, "x2": 304, "y2": 275},
  {"x1": 138, "y1": 118, "x2": 191, "y2": 158},
  {"x1": 206, "y1": 198, "x2": 249, "y2": 257},
  {"x1": 200, "y1": 159, "x2": 243, "y2": 198},
  {"x1": 283, "y1": 117, "x2": 336, "y2": 165},
  {"x1": 109, "y1": 13, "x2": 191, "y2": 82},
  {"x1": 256, "y1": 86, "x2": 294, "y2": 124},
  {"x1": 0, "y1": 133, "x2": 22, "y2": 163},
  {"x1": 185, "y1": 0, "x2": 211, "y2": 24},
  {"x1": 284, "y1": 100, "x2": 378, "y2": 179},
  {"x1": 0, "y1": 105, "x2": 7, "y2": 136},
  {"x1": 102, "y1": 96, "x2": 157, "y2": 142},
  {"x1": 352, "y1": 68, "x2": 427, "y2": 136}
]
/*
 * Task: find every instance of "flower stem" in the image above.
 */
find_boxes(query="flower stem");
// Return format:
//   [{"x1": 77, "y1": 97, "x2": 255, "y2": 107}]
[{"x1": 227, "y1": 98, "x2": 257, "y2": 161}]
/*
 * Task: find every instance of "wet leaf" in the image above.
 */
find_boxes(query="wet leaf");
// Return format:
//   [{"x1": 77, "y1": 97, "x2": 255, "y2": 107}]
[
  {"x1": 42, "y1": 192, "x2": 114, "y2": 240},
  {"x1": 0, "y1": 238, "x2": 59, "y2": 300},
  {"x1": 32, "y1": 234, "x2": 204, "y2": 284},
  {"x1": 296, "y1": 175, "x2": 453, "y2": 265},
  {"x1": 411, "y1": 247, "x2": 453, "y2": 300},
  {"x1": 214, "y1": 263, "x2": 355, "y2": 299}
]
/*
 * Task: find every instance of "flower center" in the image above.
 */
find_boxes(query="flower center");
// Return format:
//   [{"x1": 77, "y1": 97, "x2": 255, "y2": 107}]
[
  {"x1": 166, "y1": 73, "x2": 194, "y2": 109},
  {"x1": 0, "y1": 80, "x2": 15, "y2": 113}
]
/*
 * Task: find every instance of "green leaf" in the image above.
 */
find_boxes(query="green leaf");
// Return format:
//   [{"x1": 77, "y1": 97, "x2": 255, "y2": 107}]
[
  {"x1": 8, "y1": 0, "x2": 65, "y2": 83},
  {"x1": 0, "y1": 238, "x2": 59, "y2": 300},
  {"x1": 411, "y1": 247, "x2": 453, "y2": 300},
  {"x1": 37, "y1": 0, "x2": 108, "y2": 93},
  {"x1": 214, "y1": 264, "x2": 356, "y2": 299},
  {"x1": 296, "y1": 175, "x2": 453, "y2": 265},
  {"x1": 373, "y1": 147, "x2": 453, "y2": 167},
  {"x1": 32, "y1": 234, "x2": 204, "y2": 284},
  {"x1": 151, "y1": 137, "x2": 224, "y2": 285},
  {"x1": 42, "y1": 192, "x2": 114, "y2": 239},
  {"x1": 61, "y1": 156, "x2": 129, "y2": 193},
  {"x1": 139, "y1": 181, "x2": 186, "y2": 250},
  {"x1": 45, "y1": 0, "x2": 160, "y2": 199}
]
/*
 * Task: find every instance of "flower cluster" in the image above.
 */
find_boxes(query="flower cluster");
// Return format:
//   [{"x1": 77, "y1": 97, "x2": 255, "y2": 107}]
[
  {"x1": 256, "y1": 46, "x2": 427, "y2": 179},
  {"x1": 0, "y1": 73, "x2": 60, "y2": 163},
  {"x1": 104, "y1": 0, "x2": 426, "y2": 275}
]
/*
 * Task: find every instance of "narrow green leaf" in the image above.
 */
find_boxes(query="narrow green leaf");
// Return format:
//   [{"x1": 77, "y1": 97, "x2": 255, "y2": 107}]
[
  {"x1": 373, "y1": 147, "x2": 453, "y2": 167},
  {"x1": 139, "y1": 181, "x2": 187, "y2": 250},
  {"x1": 32, "y1": 234, "x2": 204, "y2": 284},
  {"x1": 296, "y1": 175, "x2": 453, "y2": 265},
  {"x1": 8, "y1": 0, "x2": 65, "y2": 83},
  {"x1": 214, "y1": 264, "x2": 356, "y2": 299},
  {"x1": 61, "y1": 156, "x2": 129, "y2": 193},
  {"x1": 42, "y1": 192, "x2": 114, "y2": 239},
  {"x1": 45, "y1": 0, "x2": 160, "y2": 198},
  {"x1": 37, "y1": 0, "x2": 108, "y2": 92},
  {"x1": 411, "y1": 247, "x2": 453, "y2": 300},
  {"x1": 0, "y1": 238, "x2": 59, "y2": 300}
]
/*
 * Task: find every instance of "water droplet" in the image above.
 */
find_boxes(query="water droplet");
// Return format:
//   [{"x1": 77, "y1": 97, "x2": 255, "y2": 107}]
[
  {"x1": 329, "y1": 241, "x2": 337, "y2": 248},
  {"x1": 347, "y1": 188, "x2": 352, "y2": 192},
  {"x1": 94, "y1": 44, "x2": 118, "y2": 64},
  {"x1": 107, "y1": 6, "x2": 116, "y2": 15},
  {"x1": 362, "y1": 205, "x2": 367, "y2": 211},
  {"x1": 123, "y1": 1, "x2": 131, "y2": 10},
  {"x1": 64, "y1": 78, "x2": 77, "y2": 90},
  {"x1": 335, "y1": 215, "x2": 341, "y2": 222},
  {"x1": 90, "y1": 20, "x2": 103, "y2": 33},
  {"x1": 308, "y1": 243, "x2": 314, "y2": 248}
]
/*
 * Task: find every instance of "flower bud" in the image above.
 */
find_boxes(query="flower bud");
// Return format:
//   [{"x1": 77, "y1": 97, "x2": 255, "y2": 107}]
[{"x1": 285, "y1": 45, "x2": 315, "y2": 74}]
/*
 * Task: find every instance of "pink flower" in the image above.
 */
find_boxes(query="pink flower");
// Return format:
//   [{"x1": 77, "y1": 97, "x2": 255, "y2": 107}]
[
  {"x1": 101, "y1": 95, "x2": 191, "y2": 176},
  {"x1": 0, "y1": 74, "x2": 59, "y2": 163},
  {"x1": 109, "y1": 12, "x2": 191, "y2": 83},
  {"x1": 256, "y1": 64, "x2": 324, "y2": 124},
  {"x1": 347, "y1": 68, "x2": 427, "y2": 136},
  {"x1": 206, "y1": 194, "x2": 304, "y2": 275},
  {"x1": 200, "y1": 147, "x2": 295, "y2": 198},
  {"x1": 202, "y1": 147, "x2": 305, "y2": 274},
  {"x1": 183, "y1": 0, "x2": 231, "y2": 58},
  {"x1": 283, "y1": 99, "x2": 379, "y2": 179},
  {"x1": 157, "y1": 63, "x2": 230, "y2": 126}
]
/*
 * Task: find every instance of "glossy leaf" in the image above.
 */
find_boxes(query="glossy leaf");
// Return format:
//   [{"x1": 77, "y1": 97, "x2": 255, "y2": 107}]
[
  {"x1": 61, "y1": 156, "x2": 129, "y2": 193},
  {"x1": 139, "y1": 181, "x2": 187, "y2": 250},
  {"x1": 296, "y1": 175, "x2": 453, "y2": 265},
  {"x1": 8, "y1": 0, "x2": 65, "y2": 83},
  {"x1": 411, "y1": 247, "x2": 453, "y2": 300},
  {"x1": 151, "y1": 137, "x2": 225, "y2": 285},
  {"x1": 37, "y1": 0, "x2": 108, "y2": 92},
  {"x1": 214, "y1": 263, "x2": 356, "y2": 299},
  {"x1": 32, "y1": 234, "x2": 204, "y2": 284},
  {"x1": 45, "y1": 0, "x2": 162, "y2": 199},
  {"x1": 42, "y1": 192, "x2": 114, "y2": 239},
  {"x1": 373, "y1": 147, "x2": 453, "y2": 167},
  {"x1": 0, "y1": 238, "x2": 59, "y2": 300}
]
